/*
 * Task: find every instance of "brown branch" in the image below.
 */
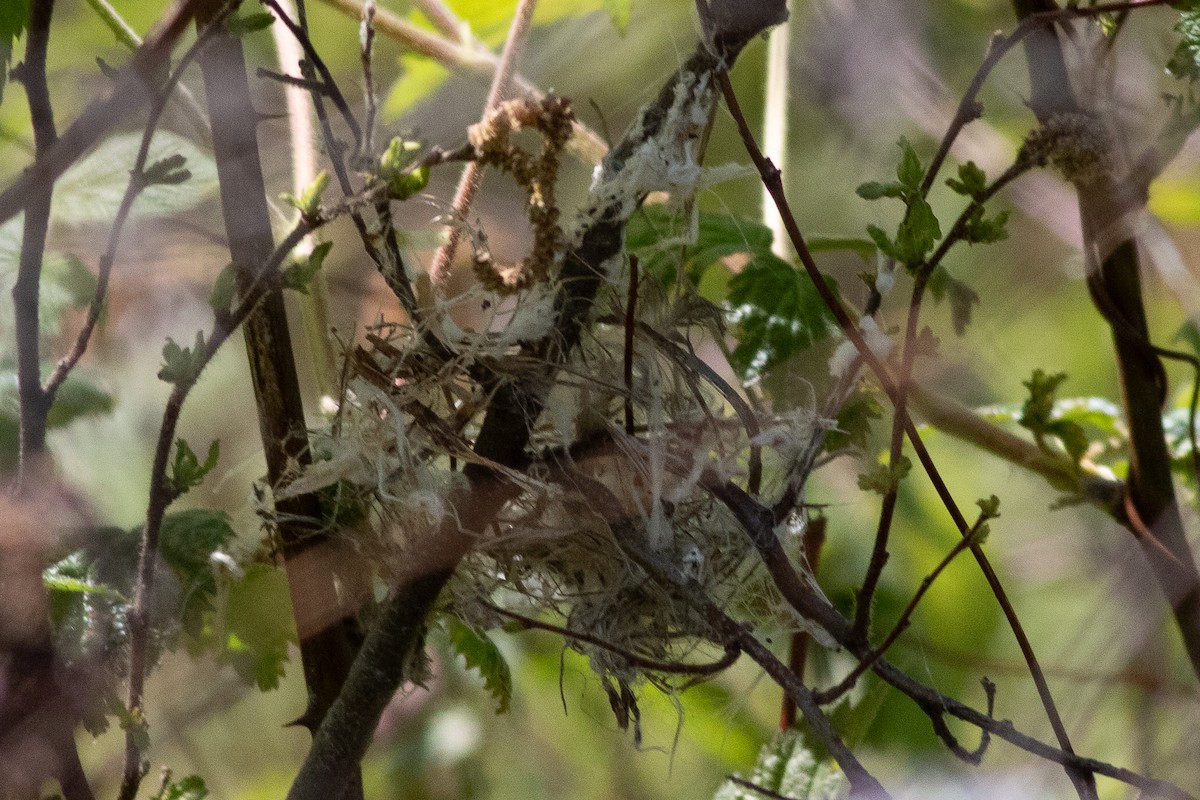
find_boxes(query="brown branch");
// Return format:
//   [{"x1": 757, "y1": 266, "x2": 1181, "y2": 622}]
[
  {"x1": 12, "y1": 0, "x2": 59, "y2": 480},
  {"x1": 1012, "y1": 0, "x2": 1200, "y2": 686}
]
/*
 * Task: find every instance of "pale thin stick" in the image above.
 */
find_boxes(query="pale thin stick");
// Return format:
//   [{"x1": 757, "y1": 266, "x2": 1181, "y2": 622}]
[
  {"x1": 271, "y1": 0, "x2": 339, "y2": 400},
  {"x1": 762, "y1": 14, "x2": 790, "y2": 259},
  {"x1": 427, "y1": 0, "x2": 539, "y2": 285}
]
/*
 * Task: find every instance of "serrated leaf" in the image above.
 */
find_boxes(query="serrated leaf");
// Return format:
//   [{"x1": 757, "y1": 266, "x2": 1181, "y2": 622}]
[
  {"x1": 164, "y1": 776, "x2": 208, "y2": 800},
  {"x1": 141, "y1": 154, "x2": 191, "y2": 187},
  {"x1": 896, "y1": 137, "x2": 924, "y2": 190},
  {"x1": 857, "y1": 456, "x2": 911, "y2": 495},
  {"x1": 714, "y1": 729, "x2": 848, "y2": 800},
  {"x1": 895, "y1": 196, "x2": 941, "y2": 264},
  {"x1": 962, "y1": 207, "x2": 1009, "y2": 245},
  {"x1": 446, "y1": 617, "x2": 512, "y2": 714},
  {"x1": 53, "y1": 131, "x2": 217, "y2": 223},
  {"x1": 946, "y1": 161, "x2": 987, "y2": 199},
  {"x1": 167, "y1": 438, "x2": 219, "y2": 495},
  {"x1": 727, "y1": 253, "x2": 839, "y2": 380},
  {"x1": 46, "y1": 378, "x2": 114, "y2": 428},
  {"x1": 157, "y1": 331, "x2": 207, "y2": 385},
  {"x1": 825, "y1": 390, "x2": 883, "y2": 453},
  {"x1": 0, "y1": 0, "x2": 29, "y2": 106},
  {"x1": 224, "y1": 563, "x2": 296, "y2": 690},
  {"x1": 626, "y1": 205, "x2": 775, "y2": 285},
  {"x1": 976, "y1": 494, "x2": 1001, "y2": 519},
  {"x1": 281, "y1": 241, "x2": 333, "y2": 294},
  {"x1": 1170, "y1": 10, "x2": 1200, "y2": 81},
  {"x1": 1020, "y1": 369, "x2": 1069, "y2": 433}
]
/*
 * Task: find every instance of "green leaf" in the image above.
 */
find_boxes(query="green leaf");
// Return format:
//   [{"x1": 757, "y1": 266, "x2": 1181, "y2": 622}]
[
  {"x1": 894, "y1": 196, "x2": 941, "y2": 265},
  {"x1": 713, "y1": 729, "x2": 848, "y2": 800},
  {"x1": 602, "y1": 0, "x2": 632, "y2": 32},
  {"x1": 896, "y1": 137, "x2": 924, "y2": 190},
  {"x1": 727, "y1": 253, "x2": 839, "y2": 380},
  {"x1": 379, "y1": 138, "x2": 429, "y2": 199},
  {"x1": 945, "y1": 161, "x2": 987, "y2": 200},
  {"x1": 806, "y1": 237, "x2": 877, "y2": 263},
  {"x1": 1019, "y1": 369, "x2": 1069, "y2": 434},
  {"x1": 141, "y1": 154, "x2": 192, "y2": 187},
  {"x1": 384, "y1": 52, "x2": 451, "y2": 119},
  {"x1": 164, "y1": 776, "x2": 208, "y2": 800},
  {"x1": 282, "y1": 170, "x2": 329, "y2": 219},
  {"x1": 865, "y1": 224, "x2": 898, "y2": 261},
  {"x1": 225, "y1": 11, "x2": 275, "y2": 34},
  {"x1": 53, "y1": 131, "x2": 217, "y2": 223},
  {"x1": 857, "y1": 456, "x2": 911, "y2": 495},
  {"x1": 446, "y1": 617, "x2": 512, "y2": 714},
  {"x1": 1169, "y1": 10, "x2": 1200, "y2": 81},
  {"x1": 43, "y1": 573, "x2": 126, "y2": 602},
  {"x1": 0, "y1": 0, "x2": 29, "y2": 106},
  {"x1": 976, "y1": 495, "x2": 1001, "y2": 519},
  {"x1": 825, "y1": 389, "x2": 883, "y2": 453},
  {"x1": 157, "y1": 331, "x2": 207, "y2": 385},
  {"x1": 281, "y1": 241, "x2": 333, "y2": 294},
  {"x1": 855, "y1": 181, "x2": 904, "y2": 201},
  {"x1": 962, "y1": 207, "x2": 1009, "y2": 245},
  {"x1": 46, "y1": 378, "x2": 114, "y2": 428},
  {"x1": 167, "y1": 438, "x2": 219, "y2": 495},
  {"x1": 926, "y1": 267, "x2": 980, "y2": 336},
  {"x1": 626, "y1": 205, "x2": 775, "y2": 285},
  {"x1": 224, "y1": 563, "x2": 296, "y2": 690},
  {"x1": 209, "y1": 263, "x2": 238, "y2": 312}
]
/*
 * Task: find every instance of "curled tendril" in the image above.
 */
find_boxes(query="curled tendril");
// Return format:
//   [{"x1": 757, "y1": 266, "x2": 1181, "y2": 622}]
[{"x1": 467, "y1": 95, "x2": 575, "y2": 294}]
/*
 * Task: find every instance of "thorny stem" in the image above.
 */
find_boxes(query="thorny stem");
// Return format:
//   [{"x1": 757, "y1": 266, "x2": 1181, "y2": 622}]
[
  {"x1": 780, "y1": 516, "x2": 825, "y2": 729},
  {"x1": 427, "y1": 0, "x2": 539, "y2": 285},
  {"x1": 120, "y1": 219, "x2": 314, "y2": 800},
  {"x1": 718, "y1": 68, "x2": 1096, "y2": 800}
]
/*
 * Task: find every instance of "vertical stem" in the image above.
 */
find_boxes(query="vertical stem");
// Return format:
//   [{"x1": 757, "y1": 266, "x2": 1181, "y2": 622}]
[
  {"x1": 762, "y1": 13, "x2": 790, "y2": 259},
  {"x1": 192, "y1": 0, "x2": 360, "y2": 772},
  {"x1": 272, "y1": 0, "x2": 339, "y2": 401},
  {"x1": 13, "y1": 0, "x2": 59, "y2": 481}
]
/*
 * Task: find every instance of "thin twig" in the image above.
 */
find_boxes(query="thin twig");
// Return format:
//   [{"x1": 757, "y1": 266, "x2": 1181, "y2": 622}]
[
  {"x1": 119, "y1": 219, "x2": 315, "y2": 800},
  {"x1": 480, "y1": 601, "x2": 741, "y2": 676}
]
